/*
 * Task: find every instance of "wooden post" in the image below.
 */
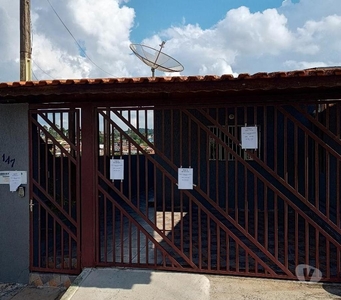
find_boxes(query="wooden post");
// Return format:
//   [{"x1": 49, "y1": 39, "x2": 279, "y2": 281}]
[{"x1": 20, "y1": 0, "x2": 32, "y2": 81}]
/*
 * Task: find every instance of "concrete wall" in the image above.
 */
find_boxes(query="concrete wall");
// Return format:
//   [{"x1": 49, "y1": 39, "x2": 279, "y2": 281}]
[{"x1": 0, "y1": 103, "x2": 29, "y2": 283}]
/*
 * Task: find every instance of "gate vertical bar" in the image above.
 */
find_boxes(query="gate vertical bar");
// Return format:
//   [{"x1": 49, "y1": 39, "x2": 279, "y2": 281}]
[{"x1": 81, "y1": 103, "x2": 96, "y2": 268}]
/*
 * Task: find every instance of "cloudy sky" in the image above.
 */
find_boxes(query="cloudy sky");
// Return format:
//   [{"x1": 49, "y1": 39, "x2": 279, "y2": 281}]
[{"x1": 1, "y1": 0, "x2": 341, "y2": 82}]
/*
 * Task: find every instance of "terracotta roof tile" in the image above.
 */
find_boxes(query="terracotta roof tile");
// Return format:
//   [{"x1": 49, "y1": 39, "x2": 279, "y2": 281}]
[
  {"x1": 267, "y1": 72, "x2": 287, "y2": 78},
  {"x1": 237, "y1": 73, "x2": 251, "y2": 79},
  {"x1": 131, "y1": 77, "x2": 149, "y2": 83},
  {"x1": 0, "y1": 67, "x2": 341, "y2": 92},
  {"x1": 184, "y1": 76, "x2": 198, "y2": 82},
  {"x1": 307, "y1": 70, "x2": 325, "y2": 76},
  {"x1": 23, "y1": 81, "x2": 34, "y2": 86},
  {"x1": 170, "y1": 76, "x2": 187, "y2": 82},
  {"x1": 250, "y1": 72, "x2": 268, "y2": 79},
  {"x1": 105, "y1": 78, "x2": 118, "y2": 84},
  {"x1": 203, "y1": 75, "x2": 220, "y2": 81},
  {"x1": 154, "y1": 77, "x2": 168, "y2": 83},
  {"x1": 36, "y1": 80, "x2": 43, "y2": 85},
  {"x1": 220, "y1": 74, "x2": 234, "y2": 80},
  {"x1": 51, "y1": 80, "x2": 61, "y2": 85}
]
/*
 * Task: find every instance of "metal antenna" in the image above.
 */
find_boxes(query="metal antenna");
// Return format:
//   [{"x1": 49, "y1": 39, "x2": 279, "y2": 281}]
[
  {"x1": 130, "y1": 42, "x2": 184, "y2": 77},
  {"x1": 151, "y1": 41, "x2": 166, "y2": 77}
]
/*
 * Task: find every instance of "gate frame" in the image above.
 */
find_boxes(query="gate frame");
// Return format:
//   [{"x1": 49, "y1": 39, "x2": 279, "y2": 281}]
[
  {"x1": 28, "y1": 99, "x2": 341, "y2": 281},
  {"x1": 92, "y1": 102, "x2": 341, "y2": 281},
  {"x1": 29, "y1": 107, "x2": 82, "y2": 274},
  {"x1": 19, "y1": 69, "x2": 341, "y2": 281}
]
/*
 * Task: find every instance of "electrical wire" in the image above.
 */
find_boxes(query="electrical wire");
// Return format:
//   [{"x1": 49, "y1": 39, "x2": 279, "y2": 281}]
[
  {"x1": 30, "y1": 20, "x2": 39, "y2": 81},
  {"x1": 32, "y1": 59, "x2": 55, "y2": 79},
  {"x1": 32, "y1": 70, "x2": 39, "y2": 81},
  {"x1": 46, "y1": 0, "x2": 115, "y2": 77}
]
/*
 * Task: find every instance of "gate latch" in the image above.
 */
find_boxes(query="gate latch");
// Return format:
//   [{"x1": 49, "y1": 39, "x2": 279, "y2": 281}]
[{"x1": 29, "y1": 199, "x2": 34, "y2": 212}]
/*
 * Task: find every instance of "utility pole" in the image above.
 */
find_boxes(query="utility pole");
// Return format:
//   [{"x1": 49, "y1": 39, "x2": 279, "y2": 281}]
[{"x1": 20, "y1": 0, "x2": 32, "y2": 81}]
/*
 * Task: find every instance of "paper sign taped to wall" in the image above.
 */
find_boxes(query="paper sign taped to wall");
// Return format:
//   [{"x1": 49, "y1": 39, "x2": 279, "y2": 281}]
[
  {"x1": 178, "y1": 168, "x2": 193, "y2": 190},
  {"x1": 0, "y1": 171, "x2": 27, "y2": 185},
  {"x1": 241, "y1": 126, "x2": 258, "y2": 149},
  {"x1": 10, "y1": 171, "x2": 22, "y2": 192},
  {"x1": 110, "y1": 159, "x2": 124, "y2": 180}
]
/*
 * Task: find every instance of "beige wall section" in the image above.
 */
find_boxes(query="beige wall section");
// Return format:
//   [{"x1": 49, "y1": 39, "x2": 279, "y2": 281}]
[{"x1": 0, "y1": 103, "x2": 29, "y2": 283}]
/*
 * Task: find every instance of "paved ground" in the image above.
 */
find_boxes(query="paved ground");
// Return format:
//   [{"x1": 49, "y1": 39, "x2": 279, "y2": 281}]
[
  {"x1": 61, "y1": 268, "x2": 209, "y2": 300},
  {"x1": 0, "y1": 282, "x2": 66, "y2": 300},
  {"x1": 208, "y1": 275, "x2": 341, "y2": 300},
  {"x1": 2, "y1": 268, "x2": 341, "y2": 299}
]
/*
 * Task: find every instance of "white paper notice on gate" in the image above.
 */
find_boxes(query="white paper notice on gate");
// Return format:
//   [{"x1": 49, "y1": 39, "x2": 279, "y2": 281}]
[
  {"x1": 110, "y1": 159, "x2": 124, "y2": 180},
  {"x1": 241, "y1": 126, "x2": 258, "y2": 149},
  {"x1": 9, "y1": 171, "x2": 22, "y2": 192},
  {"x1": 178, "y1": 168, "x2": 193, "y2": 190}
]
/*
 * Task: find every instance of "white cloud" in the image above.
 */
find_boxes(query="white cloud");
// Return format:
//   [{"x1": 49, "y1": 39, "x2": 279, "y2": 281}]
[
  {"x1": 0, "y1": 1, "x2": 19, "y2": 62},
  {"x1": 33, "y1": 33, "x2": 92, "y2": 79},
  {"x1": 216, "y1": 7, "x2": 293, "y2": 55},
  {"x1": 279, "y1": 0, "x2": 341, "y2": 29},
  {"x1": 295, "y1": 15, "x2": 341, "y2": 55},
  {"x1": 284, "y1": 60, "x2": 328, "y2": 70},
  {"x1": 0, "y1": 0, "x2": 341, "y2": 82},
  {"x1": 68, "y1": 0, "x2": 134, "y2": 56},
  {"x1": 142, "y1": 24, "x2": 238, "y2": 76},
  {"x1": 29, "y1": 0, "x2": 136, "y2": 79}
]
